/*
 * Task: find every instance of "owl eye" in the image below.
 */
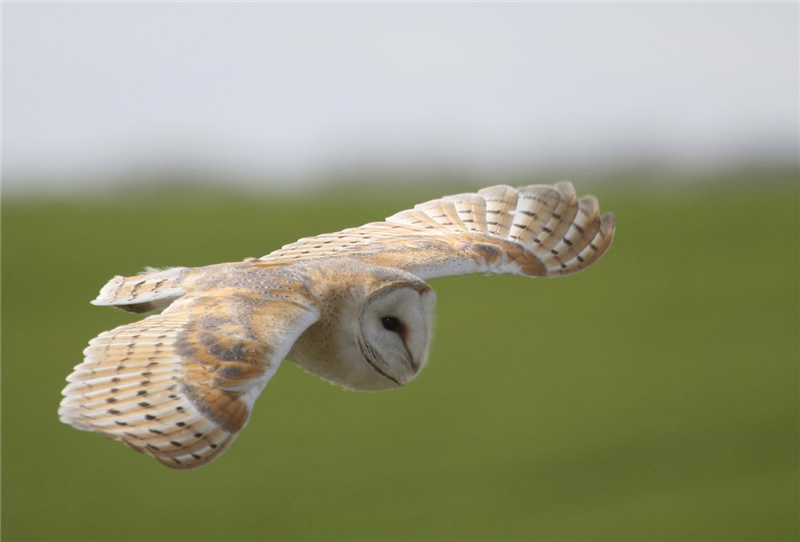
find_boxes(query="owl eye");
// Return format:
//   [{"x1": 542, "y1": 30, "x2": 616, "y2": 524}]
[{"x1": 381, "y1": 316, "x2": 402, "y2": 333}]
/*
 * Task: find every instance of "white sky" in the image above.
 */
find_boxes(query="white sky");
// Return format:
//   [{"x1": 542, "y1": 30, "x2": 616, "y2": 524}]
[{"x1": 3, "y1": 2, "x2": 798, "y2": 193}]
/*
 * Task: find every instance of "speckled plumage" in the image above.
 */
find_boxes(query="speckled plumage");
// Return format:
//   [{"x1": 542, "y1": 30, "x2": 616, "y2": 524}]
[{"x1": 60, "y1": 183, "x2": 615, "y2": 469}]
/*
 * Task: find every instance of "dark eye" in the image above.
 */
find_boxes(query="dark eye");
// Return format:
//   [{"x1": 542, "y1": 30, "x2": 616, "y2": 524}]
[{"x1": 381, "y1": 316, "x2": 402, "y2": 333}]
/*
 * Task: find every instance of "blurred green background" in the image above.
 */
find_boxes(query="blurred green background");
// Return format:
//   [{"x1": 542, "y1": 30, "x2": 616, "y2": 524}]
[{"x1": 2, "y1": 172, "x2": 798, "y2": 541}]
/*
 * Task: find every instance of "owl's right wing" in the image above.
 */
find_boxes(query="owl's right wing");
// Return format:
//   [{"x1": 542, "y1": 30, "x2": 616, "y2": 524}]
[
  {"x1": 59, "y1": 290, "x2": 319, "y2": 470},
  {"x1": 261, "y1": 183, "x2": 615, "y2": 280}
]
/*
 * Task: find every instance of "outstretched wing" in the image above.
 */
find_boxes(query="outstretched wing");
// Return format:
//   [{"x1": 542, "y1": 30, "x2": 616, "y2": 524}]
[
  {"x1": 262, "y1": 183, "x2": 615, "y2": 279},
  {"x1": 59, "y1": 289, "x2": 319, "y2": 469}
]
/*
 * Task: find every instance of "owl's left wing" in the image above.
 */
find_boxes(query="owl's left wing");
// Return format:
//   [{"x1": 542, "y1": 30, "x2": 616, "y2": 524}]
[
  {"x1": 261, "y1": 182, "x2": 615, "y2": 280},
  {"x1": 59, "y1": 291, "x2": 319, "y2": 469}
]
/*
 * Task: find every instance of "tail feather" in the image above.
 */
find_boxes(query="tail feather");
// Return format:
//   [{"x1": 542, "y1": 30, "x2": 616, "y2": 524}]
[{"x1": 92, "y1": 267, "x2": 188, "y2": 313}]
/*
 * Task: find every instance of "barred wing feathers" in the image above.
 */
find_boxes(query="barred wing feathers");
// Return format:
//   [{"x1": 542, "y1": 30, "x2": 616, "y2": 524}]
[
  {"x1": 91, "y1": 267, "x2": 188, "y2": 313},
  {"x1": 262, "y1": 183, "x2": 615, "y2": 280},
  {"x1": 60, "y1": 291, "x2": 319, "y2": 469}
]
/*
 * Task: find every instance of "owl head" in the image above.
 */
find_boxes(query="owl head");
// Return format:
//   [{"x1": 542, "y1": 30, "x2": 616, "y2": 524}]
[
  {"x1": 289, "y1": 262, "x2": 436, "y2": 391},
  {"x1": 355, "y1": 279, "x2": 436, "y2": 389}
]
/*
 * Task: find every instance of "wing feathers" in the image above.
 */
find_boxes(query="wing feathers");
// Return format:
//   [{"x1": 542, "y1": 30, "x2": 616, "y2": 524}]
[
  {"x1": 262, "y1": 183, "x2": 615, "y2": 279},
  {"x1": 477, "y1": 185, "x2": 519, "y2": 237},
  {"x1": 61, "y1": 290, "x2": 319, "y2": 469},
  {"x1": 383, "y1": 182, "x2": 614, "y2": 277},
  {"x1": 414, "y1": 199, "x2": 468, "y2": 232},
  {"x1": 536, "y1": 182, "x2": 579, "y2": 251},
  {"x1": 508, "y1": 184, "x2": 562, "y2": 245},
  {"x1": 384, "y1": 210, "x2": 441, "y2": 231},
  {"x1": 540, "y1": 195, "x2": 599, "y2": 271},
  {"x1": 442, "y1": 193, "x2": 488, "y2": 234},
  {"x1": 92, "y1": 267, "x2": 188, "y2": 313},
  {"x1": 58, "y1": 315, "x2": 235, "y2": 468}
]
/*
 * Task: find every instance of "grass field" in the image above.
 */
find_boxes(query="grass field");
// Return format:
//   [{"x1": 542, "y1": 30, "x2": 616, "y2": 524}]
[{"x1": 2, "y1": 174, "x2": 798, "y2": 541}]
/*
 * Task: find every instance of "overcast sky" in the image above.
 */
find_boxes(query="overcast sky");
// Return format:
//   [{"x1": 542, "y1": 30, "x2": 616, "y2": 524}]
[{"x1": 3, "y1": 2, "x2": 798, "y2": 193}]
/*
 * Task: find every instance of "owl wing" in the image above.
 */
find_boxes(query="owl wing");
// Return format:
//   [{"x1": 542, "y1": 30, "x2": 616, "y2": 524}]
[
  {"x1": 261, "y1": 183, "x2": 615, "y2": 279},
  {"x1": 59, "y1": 290, "x2": 319, "y2": 470}
]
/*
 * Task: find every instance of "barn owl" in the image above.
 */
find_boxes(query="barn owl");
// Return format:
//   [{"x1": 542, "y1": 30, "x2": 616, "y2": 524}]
[{"x1": 59, "y1": 183, "x2": 615, "y2": 469}]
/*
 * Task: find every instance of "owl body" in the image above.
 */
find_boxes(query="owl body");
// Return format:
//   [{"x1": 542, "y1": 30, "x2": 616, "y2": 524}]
[
  {"x1": 60, "y1": 182, "x2": 615, "y2": 469},
  {"x1": 172, "y1": 257, "x2": 434, "y2": 391}
]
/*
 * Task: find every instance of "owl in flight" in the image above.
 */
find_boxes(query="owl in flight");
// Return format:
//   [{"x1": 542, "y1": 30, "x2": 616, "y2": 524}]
[{"x1": 59, "y1": 183, "x2": 615, "y2": 469}]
